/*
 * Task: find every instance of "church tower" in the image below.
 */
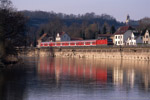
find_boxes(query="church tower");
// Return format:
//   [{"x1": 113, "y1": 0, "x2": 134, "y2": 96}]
[{"x1": 126, "y1": 14, "x2": 130, "y2": 25}]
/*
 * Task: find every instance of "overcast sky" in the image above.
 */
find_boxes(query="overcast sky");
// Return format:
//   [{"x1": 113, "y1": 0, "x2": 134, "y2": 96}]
[{"x1": 11, "y1": 0, "x2": 150, "y2": 22}]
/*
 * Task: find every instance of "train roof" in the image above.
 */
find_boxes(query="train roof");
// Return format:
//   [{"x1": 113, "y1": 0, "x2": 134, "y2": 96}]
[{"x1": 41, "y1": 40, "x2": 100, "y2": 43}]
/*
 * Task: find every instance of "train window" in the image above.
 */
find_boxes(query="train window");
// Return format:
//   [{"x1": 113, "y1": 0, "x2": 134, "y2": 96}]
[
  {"x1": 86, "y1": 42, "x2": 90, "y2": 44},
  {"x1": 70, "y1": 43, "x2": 75, "y2": 45}
]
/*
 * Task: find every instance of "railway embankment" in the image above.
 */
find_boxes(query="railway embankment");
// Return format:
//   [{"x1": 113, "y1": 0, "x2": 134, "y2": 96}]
[{"x1": 18, "y1": 46, "x2": 150, "y2": 61}]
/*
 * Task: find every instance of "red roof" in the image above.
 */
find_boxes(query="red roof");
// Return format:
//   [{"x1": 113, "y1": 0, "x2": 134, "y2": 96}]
[{"x1": 114, "y1": 26, "x2": 132, "y2": 35}]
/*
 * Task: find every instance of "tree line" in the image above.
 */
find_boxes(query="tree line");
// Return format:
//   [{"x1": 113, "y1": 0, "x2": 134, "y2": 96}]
[{"x1": 21, "y1": 11, "x2": 124, "y2": 46}]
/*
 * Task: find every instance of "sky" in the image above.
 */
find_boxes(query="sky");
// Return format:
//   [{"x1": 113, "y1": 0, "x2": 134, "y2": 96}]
[{"x1": 11, "y1": 0, "x2": 150, "y2": 22}]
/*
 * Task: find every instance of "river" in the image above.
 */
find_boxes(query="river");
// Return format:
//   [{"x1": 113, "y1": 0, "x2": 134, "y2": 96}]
[{"x1": 0, "y1": 57, "x2": 150, "y2": 100}]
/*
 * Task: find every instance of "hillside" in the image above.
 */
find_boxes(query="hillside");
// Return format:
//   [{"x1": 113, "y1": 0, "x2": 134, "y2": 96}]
[
  {"x1": 21, "y1": 10, "x2": 124, "y2": 28},
  {"x1": 20, "y1": 10, "x2": 126, "y2": 45}
]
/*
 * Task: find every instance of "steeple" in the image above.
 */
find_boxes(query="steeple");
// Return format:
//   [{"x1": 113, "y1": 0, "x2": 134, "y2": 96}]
[{"x1": 126, "y1": 14, "x2": 130, "y2": 25}]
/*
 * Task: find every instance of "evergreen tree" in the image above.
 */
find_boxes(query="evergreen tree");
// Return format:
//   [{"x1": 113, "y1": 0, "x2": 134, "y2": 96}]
[
  {"x1": 110, "y1": 25, "x2": 116, "y2": 34},
  {"x1": 102, "y1": 25, "x2": 107, "y2": 34},
  {"x1": 98, "y1": 29, "x2": 101, "y2": 34},
  {"x1": 40, "y1": 29, "x2": 45, "y2": 36}
]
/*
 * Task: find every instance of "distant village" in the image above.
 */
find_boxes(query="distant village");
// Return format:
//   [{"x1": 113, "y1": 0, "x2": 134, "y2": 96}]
[{"x1": 37, "y1": 15, "x2": 150, "y2": 47}]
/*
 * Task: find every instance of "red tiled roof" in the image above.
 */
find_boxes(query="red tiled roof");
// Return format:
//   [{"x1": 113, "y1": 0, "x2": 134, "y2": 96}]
[{"x1": 114, "y1": 26, "x2": 132, "y2": 35}]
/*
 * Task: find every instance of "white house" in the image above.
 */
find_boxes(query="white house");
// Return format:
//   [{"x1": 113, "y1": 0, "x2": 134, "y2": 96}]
[
  {"x1": 56, "y1": 33, "x2": 61, "y2": 42},
  {"x1": 126, "y1": 32, "x2": 142, "y2": 45},
  {"x1": 113, "y1": 26, "x2": 133, "y2": 45},
  {"x1": 56, "y1": 32, "x2": 71, "y2": 42}
]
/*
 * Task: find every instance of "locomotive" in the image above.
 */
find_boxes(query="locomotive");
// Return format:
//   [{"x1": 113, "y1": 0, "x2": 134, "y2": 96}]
[{"x1": 40, "y1": 39, "x2": 113, "y2": 47}]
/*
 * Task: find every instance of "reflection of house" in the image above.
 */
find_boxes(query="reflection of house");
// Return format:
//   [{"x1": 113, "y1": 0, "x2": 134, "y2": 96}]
[
  {"x1": 142, "y1": 30, "x2": 150, "y2": 44},
  {"x1": 113, "y1": 67, "x2": 123, "y2": 85},
  {"x1": 127, "y1": 69, "x2": 135, "y2": 88},
  {"x1": 126, "y1": 32, "x2": 142, "y2": 45},
  {"x1": 113, "y1": 26, "x2": 134, "y2": 45},
  {"x1": 55, "y1": 32, "x2": 70, "y2": 42}
]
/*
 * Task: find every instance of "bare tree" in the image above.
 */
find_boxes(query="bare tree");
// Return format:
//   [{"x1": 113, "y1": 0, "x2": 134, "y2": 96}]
[{"x1": 0, "y1": 0, "x2": 13, "y2": 9}]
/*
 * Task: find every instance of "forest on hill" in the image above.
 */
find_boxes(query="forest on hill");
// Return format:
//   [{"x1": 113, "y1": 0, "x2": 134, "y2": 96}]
[{"x1": 20, "y1": 10, "x2": 125, "y2": 45}]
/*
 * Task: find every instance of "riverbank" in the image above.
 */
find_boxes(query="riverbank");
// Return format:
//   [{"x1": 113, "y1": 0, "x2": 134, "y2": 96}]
[
  {"x1": 0, "y1": 55, "x2": 21, "y2": 68},
  {"x1": 18, "y1": 46, "x2": 150, "y2": 61}
]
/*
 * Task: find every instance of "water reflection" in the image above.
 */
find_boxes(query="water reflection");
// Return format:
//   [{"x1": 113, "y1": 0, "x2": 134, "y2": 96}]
[
  {"x1": 38, "y1": 57, "x2": 150, "y2": 92},
  {"x1": 38, "y1": 57, "x2": 107, "y2": 84},
  {"x1": 0, "y1": 57, "x2": 150, "y2": 100}
]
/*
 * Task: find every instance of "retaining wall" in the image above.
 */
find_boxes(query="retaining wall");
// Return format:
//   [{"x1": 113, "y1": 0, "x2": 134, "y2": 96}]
[{"x1": 18, "y1": 46, "x2": 150, "y2": 61}]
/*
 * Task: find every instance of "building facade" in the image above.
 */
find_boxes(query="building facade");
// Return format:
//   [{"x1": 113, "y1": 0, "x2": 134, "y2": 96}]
[
  {"x1": 113, "y1": 26, "x2": 133, "y2": 45},
  {"x1": 142, "y1": 30, "x2": 150, "y2": 44},
  {"x1": 114, "y1": 34, "x2": 124, "y2": 45},
  {"x1": 126, "y1": 32, "x2": 137, "y2": 45}
]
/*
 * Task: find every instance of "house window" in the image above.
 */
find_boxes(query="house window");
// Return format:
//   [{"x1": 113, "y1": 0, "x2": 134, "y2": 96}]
[
  {"x1": 116, "y1": 36, "x2": 117, "y2": 39},
  {"x1": 118, "y1": 36, "x2": 120, "y2": 39},
  {"x1": 146, "y1": 41, "x2": 148, "y2": 44},
  {"x1": 116, "y1": 41, "x2": 117, "y2": 45},
  {"x1": 146, "y1": 35, "x2": 149, "y2": 38},
  {"x1": 120, "y1": 36, "x2": 122, "y2": 39},
  {"x1": 118, "y1": 41, "x2": 120, "y2": 44}
]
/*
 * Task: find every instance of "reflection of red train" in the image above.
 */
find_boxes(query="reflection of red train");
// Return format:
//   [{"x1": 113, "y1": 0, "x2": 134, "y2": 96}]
[
  {"x1": 38, "y1": 58, "x2": 107, "y2": 83},
  {"x1": 40, "y1": 39, "x2": 113, "y2": 47}
]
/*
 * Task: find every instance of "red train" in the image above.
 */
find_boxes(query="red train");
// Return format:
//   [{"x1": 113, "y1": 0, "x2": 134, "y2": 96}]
[{"x1": 40, "y1": 39, "x2": 113, "y2": 47}]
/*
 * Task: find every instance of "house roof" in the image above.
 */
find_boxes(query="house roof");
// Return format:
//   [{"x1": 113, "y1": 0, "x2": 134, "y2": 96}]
[
  {"x1": 114, "y1": 26, "x2": 133, "y2": 35},
  {"x1": 141, "y1": 30, "x2": 150, "y2": 36},
  {"x1": 38, "y1": 33, "x2": 47, "y2": 41}
]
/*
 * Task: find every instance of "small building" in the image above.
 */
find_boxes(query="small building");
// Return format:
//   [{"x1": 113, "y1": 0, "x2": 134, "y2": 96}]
[
  {"x1": 142, "y1": 30, "x2": 150, "y2": 44},
  {"x1": 113, "y1": 26, "x2": 133, "y2": 45},
  {"x1": 56, "y1": 32, "x2": 70, "y2": 42}
]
